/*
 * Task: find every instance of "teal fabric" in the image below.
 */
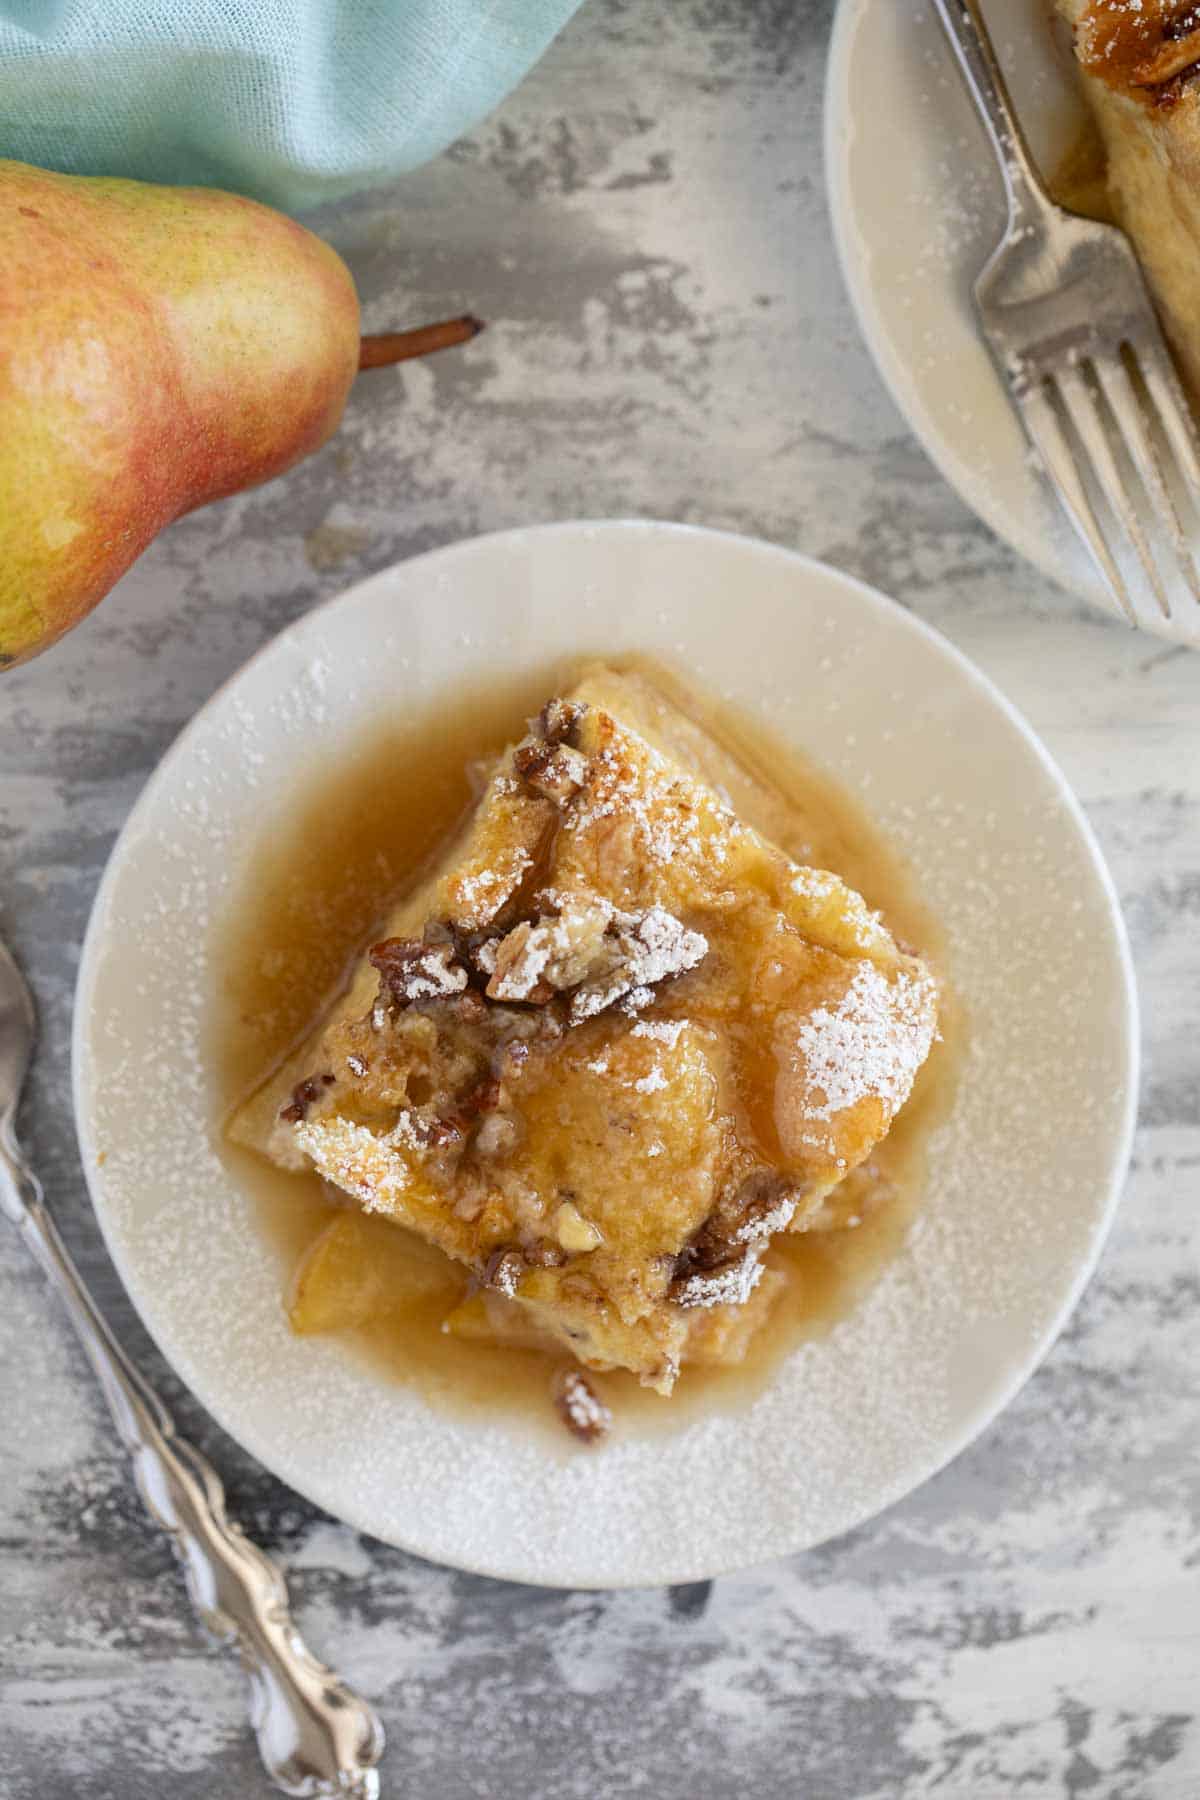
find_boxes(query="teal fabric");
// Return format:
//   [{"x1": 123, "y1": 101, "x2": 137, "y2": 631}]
[{"x1": 0, "y1": 0, "x2": 582, "y2": 213}]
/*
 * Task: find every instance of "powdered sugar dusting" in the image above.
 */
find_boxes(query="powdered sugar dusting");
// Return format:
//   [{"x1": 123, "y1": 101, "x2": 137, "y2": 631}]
[
  {"x1": 791, "y1": 866, "x2": 889, "y2": 951},
  {"x1": 564, "y1": 732, "x2": 743, "y2": 872},
  {"x1": 733, "y1": 1192, "x2": 798, "y2": 1242},
  {"x1": 295, "y1": 1115, "x2": 412, "y2": 1212},
  {"x1": 553, "y1": 1369, "x2": 613, "y2": 1443},
  {"x1": 631, "y1": 1018, "x2": 687, "y2": 1046},
  {"x1": 673, "y1": 1255, "x2": 766, "y2": 1310},
  {"x1": 384, "y1": 945, "x2": 468, "y2": 1002},
  {"x1": 790, "y1": 867, "x2": 840, "y2": 902},
  {"x1": 633, "y1": 1066, "x2": 668, "y2": 1094},
  {"x1": 487, "y1": 896, "x2": 612, "y2": 1001},
  {"x1": 446, "y1": 846, "x2": 534, "y2": 927},
  {"x1": 791, "y1": 963, "x2": 938, "y2": 1124},
  {"x1": 568, "y1": 906, "x2": 708, "y2": 1022}
]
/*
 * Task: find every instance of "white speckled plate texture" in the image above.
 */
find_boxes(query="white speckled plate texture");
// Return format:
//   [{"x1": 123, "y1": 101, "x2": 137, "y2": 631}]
[
  {"x1": 73, "y1": 521, "x2": 1138, "y2": 1588},
  {"x1": 825, "y1": 0, "x2": 1198, "y2": 647}
]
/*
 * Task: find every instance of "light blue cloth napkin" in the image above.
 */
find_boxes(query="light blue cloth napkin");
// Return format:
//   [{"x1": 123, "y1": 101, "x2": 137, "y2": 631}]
[{"x1": 0, "y1": 0, "x2": 582, "y2": 212}]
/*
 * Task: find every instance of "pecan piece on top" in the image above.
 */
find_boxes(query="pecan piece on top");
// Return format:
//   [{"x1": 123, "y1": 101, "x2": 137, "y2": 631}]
[
  {"x1": 667, "y1": 1172, "x2": 799, "y2": 1310},
  {"x1": 512, "y1": 737, "x2": 589, "y2": 803},
  {"x1": 552, "y1": 1367, "x2": 612, "y2": 1444},
  {"x1": 486, "y1": 898, "x2": 613, "y2": 1004},
  {"x1": 485, "y1": 919, "x2": 556, "y2": 1004},
  {"x1": 368, "y1": 936, "x2": 468, "y2": 1008},
  {"x1": 537, "y1": 696, "x2": 587, "y2": 745},
  {"x1": 568, "y1": 905, "x2": 708, "y2": 1023},
  {"x1": 482, "y1": 1246, "x2": 526, "y2": 1297},
  {"x1": 669, "y1": 1253, "x2": 765, "y2": 1311},
  {"x1": 278, "y1": 1071, "x2": 336, "y2": 1124}
]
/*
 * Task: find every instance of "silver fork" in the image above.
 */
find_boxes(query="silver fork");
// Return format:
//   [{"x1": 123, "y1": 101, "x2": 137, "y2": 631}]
[
  {"x1": 933, "y1": 0, "x2": 1200, "y2": 633},
  {"x1": 0, "y1": 933, "x2": 385, "y2": 1799}
]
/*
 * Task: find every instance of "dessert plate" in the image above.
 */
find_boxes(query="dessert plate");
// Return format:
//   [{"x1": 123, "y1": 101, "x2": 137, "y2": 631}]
[
  {"x1": 825, "y1": 0, "x2": 1197, "y2": 646},
  {"x1": 74, "y1": 521, "x2": 1137, "y2": 1587}
]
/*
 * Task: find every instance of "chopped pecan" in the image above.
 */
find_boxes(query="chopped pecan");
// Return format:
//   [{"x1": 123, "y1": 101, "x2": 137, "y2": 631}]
[
  {"x1": 669, "y1": 1172, "x2": 800, "y2": 1308},
  {"x1": 427, "y1": 919, "x2": 502, "y2": 988},
  {"x1": 568, "y1": 905, "x2": 707, "y2": 1023},
  {"x1": 486, "y1": 897, "x2": 614, "y2": 1003},
  {"x1": 537, "y1": 696, "x2": 587, "y2": 745},
  {"x1": 485, "y1": 920, "x2": 556, "y2": 1003},
  {"x1": 444, "y1": 1075, "x2": 503, "y2": 1142},
  {"x1": 278, "y1": 1072, "x2": 335, "y2": 1124},
  {"x1": 454, "y1": 988, "x2": 489, "y2": 1019},
  {"x1": 1168, "y1": 4, "x2": 1200, "y2": 41},
  {"x1": 552, "y1": 1368, "x2": 611, "y2": 1444},
  {"x1": 369, "y1": 937, "x2": 468, "y2": 1007},
  {"x1": 727, "y1": 1170, "x2": 802, "y2": 1245},
  {"x1": 389, "y1": 1110, "x2": 463, "y2": 1151},
  {"x1": 670, "y1": 1254, "x2": 765, "y2": 1311},
  {"x1": 668, "y1": 1220, "x2": 729, "y2": 1283},
  {"x1": 513, "y1": 738, "x2": 589, "y2": 803},
  {"x1": 524, "y1": 1238, "x2": 568, "y2": 1269},
  {"x1": 471, "y1": 935, "x2": 500, "y2": 976},
  {"x1": 465, "y1": 1075, "x2": 502, "y2": 1116},
  {"x1": 482, "y1": 898, "x2": 706, "y2": 1020},
  {"x1": 482, "y1": 1246, "x2": 526, "y2": 1297}
]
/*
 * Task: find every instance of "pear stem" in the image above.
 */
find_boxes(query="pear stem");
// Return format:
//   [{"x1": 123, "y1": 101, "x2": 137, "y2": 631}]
[{"x1": 358, "y1": 315, "x2": 484, "y2": 371}]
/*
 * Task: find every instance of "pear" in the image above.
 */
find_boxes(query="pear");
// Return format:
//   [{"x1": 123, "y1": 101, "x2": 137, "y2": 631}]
[{"x1": 0, "y1": 160, "x2": 480, "y2": 669}]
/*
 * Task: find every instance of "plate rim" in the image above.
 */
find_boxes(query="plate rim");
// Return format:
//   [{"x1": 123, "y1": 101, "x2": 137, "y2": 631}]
[
  {"x1": 71, "y1": 518, "x2": 1140, "y2": 1587},
  {"x1": 822, "y1": 0, "x2": 1115, "y2": 617}
]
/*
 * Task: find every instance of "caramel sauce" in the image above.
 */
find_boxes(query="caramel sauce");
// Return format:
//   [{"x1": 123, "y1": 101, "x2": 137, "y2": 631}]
[
  {"x1": 1050, "y1": 113, "x2": 1117, "y2": 222},
  {"x1": 211, "y1": 659, "x2": 960, "y2": 1443}
]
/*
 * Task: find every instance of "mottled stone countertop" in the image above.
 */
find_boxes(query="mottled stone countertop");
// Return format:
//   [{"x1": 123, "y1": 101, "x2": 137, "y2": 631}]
[{"x1": 1, "y1": 3, "x2": 1197, "y2": 1796}]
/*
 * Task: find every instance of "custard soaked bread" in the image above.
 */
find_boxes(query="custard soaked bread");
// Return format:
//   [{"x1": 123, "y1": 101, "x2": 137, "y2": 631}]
[
  {"x1": 1058, "y1": 1, "x2": 1200, "y2": 398},
  {"x1": 230, "y1": 668, "x2": 938, "y2": 1396}
]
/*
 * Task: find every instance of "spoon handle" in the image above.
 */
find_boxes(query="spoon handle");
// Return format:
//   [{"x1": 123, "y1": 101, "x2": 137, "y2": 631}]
[{"x1": 0, "y1": 1133, "x2": 385, "y2": 1800}]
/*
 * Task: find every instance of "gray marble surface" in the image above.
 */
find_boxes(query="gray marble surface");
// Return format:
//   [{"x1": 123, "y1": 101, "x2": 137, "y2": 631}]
[{"x1": 2, "y1": 3, "x2": 1198, "y2": 1796}]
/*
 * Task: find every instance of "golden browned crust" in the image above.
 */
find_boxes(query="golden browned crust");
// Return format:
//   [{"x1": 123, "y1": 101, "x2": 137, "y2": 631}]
[{"x1": 1059, "y1": 1, "x2": 1200, "y2": 397}]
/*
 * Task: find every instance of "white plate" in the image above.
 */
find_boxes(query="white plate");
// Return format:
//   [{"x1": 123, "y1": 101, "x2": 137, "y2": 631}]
[
  {"x1": 74, "y1": 521, "x2": 1137, "y2": 1588},
  {"x1": 826, "y1": 0, "x2": 1199, "y2": 646}
]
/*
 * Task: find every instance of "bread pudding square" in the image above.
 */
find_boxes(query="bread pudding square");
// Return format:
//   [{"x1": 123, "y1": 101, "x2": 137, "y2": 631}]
[
  {"x1": 230, "y1": 668, "x2": 938, "y2": 1394},
  {"x1": 1057, "y1": 1, "x2": 1200, "y2": 400}
]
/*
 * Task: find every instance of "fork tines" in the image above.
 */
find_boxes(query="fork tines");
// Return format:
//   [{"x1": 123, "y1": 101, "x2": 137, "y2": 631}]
[{"x1": 1013, "y1": 333, "x2": 1200, "y2": 628}]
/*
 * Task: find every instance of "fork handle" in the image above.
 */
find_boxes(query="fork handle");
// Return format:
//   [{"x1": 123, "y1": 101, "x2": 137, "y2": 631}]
[
  {"x1": 0, "y1": 1132, "x2": 384, "y2": 1800},
  {"x1": 932, "y1": 0, "x2": 1055, "y2": 227}
]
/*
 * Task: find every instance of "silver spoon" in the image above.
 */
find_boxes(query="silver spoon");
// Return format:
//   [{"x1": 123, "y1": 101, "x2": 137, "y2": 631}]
[{"x1": 0, "y1": 933, "x2": 385, "y2": 1798}]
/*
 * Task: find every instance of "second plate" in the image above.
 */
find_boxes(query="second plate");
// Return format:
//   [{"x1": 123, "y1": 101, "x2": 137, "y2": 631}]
[{"x1": 825, "y1": 0, "x2": 1200, "y2": 646}]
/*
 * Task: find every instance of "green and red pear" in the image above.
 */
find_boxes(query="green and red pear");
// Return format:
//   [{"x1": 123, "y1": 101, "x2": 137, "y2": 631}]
[{"x1": 0, "y1": 160, "x2": 479, "y2": 668}]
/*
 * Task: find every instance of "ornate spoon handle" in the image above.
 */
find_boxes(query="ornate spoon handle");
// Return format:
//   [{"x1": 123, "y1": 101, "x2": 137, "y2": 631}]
[{"x1": 0, "y1": 1135, "x2": 385, "y2": 1799}]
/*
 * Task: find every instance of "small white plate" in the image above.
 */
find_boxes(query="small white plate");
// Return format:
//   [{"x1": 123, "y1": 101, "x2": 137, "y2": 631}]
[
  {"x1": 826, "y1": 0, "x2": 1198, "y2": 646},
  {"x1": 74, "y1": 521, "x2": 1137, "y2": 1588}
]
